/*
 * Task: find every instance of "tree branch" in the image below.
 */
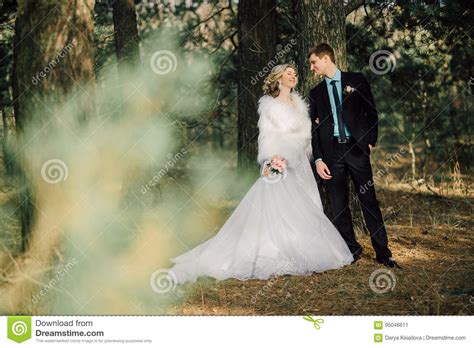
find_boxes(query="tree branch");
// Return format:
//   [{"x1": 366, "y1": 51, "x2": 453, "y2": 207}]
[
  {"x1": 210, "y1": 30, "x2": 238, "y2": 53},
  {"x1": 214, "y1": 46, "x2": 237, "y2": 82}
]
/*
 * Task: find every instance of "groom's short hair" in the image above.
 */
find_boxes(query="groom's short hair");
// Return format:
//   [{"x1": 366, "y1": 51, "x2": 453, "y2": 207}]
[{"x1": 308, "y1": 43, "x2": 336, "y2": 63}]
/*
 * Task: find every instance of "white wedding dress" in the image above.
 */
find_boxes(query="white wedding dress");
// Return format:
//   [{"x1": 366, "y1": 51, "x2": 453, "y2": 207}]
[{"x1": 168, "y1": 92, "x2": 353, "y2": 284}]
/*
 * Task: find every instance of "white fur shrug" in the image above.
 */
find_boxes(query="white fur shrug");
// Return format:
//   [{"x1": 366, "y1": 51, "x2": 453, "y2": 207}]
[{"x1": 257, "y1": 92, "x2": 313, "y2": 166}]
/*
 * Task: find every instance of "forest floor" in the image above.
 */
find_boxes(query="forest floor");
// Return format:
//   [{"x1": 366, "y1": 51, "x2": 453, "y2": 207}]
[
  {"x1": 0, "y1": 146, "x2": 473, "y2": 315},
  {"x1": 167, "y1": 186, "x2": 473, "y2": 315}
]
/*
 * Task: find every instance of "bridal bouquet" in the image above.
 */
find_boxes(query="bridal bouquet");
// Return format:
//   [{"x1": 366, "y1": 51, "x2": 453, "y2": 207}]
[{"x1": 261, "y1": 155, "x2": 288, "y2": 182}]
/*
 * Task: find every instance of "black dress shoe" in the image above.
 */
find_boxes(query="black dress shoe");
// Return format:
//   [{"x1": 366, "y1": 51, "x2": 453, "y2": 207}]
[{"x1": 376, "y1": 257, "x2": 401, "y2": 269}]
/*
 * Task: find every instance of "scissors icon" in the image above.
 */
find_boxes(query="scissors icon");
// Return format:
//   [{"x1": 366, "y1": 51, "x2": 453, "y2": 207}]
[{"x1": 303, "y1": 316, "x2": 324, "y2": 330}]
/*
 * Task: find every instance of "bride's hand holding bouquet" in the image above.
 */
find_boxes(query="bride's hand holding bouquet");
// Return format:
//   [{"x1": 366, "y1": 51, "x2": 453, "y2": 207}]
[{"x1": 261, "y1": 155, "x2": 288, "y2": 178}]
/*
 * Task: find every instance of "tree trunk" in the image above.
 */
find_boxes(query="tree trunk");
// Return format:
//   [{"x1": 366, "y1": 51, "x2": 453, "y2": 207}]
[
  {"x1": 111, "y1": 0, "x2": 142, "y2": 203},
  {"x1": 12, "y1": 0, "x2": 96, "y2": 251},
  {"x1": 237, "y1": 0, "x2": 277, "y2": 171},
  {"x1": 295, "y1": 0, "x2": 366, "y2": 234},
  {"x1": 295, "y1": 0, "x2": 347, "y2": 97},
  {"x1": 112, "y1": 0, "x2": 140, "y2": 73}
]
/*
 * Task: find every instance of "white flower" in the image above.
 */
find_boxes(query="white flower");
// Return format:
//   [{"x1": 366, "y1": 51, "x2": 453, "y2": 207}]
[{"x1": 344, "y1": 85, "x2": 356, "y2": 94}]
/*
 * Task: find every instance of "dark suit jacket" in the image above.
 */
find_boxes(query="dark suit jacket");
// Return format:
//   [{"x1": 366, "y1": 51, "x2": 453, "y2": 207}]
[{"x1": 309, "y1": 71, "x2": 378, "y2": 163}]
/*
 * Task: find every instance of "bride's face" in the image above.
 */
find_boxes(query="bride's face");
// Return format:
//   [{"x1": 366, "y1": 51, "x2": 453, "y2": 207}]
[{"x1": 279, "y1": 68, "x2": 298, "y2": 90}]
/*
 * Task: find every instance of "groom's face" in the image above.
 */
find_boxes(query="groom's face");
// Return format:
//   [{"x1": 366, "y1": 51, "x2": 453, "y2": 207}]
[{"x1": 309, "y1": 53, "x2": 328, "y2": 76}]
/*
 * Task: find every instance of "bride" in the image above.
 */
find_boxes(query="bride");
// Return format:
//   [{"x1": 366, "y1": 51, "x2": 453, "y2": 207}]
[{"x1": 168, "y1": 64, "x2": 353, "y2": 284}]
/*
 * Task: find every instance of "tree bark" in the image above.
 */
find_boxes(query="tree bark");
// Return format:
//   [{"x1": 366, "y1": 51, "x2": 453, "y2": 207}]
[
  {"x1": 12, "y1": 0, "x2": 96, "y2": 251},
  {"x1": 112, "y1": 0, "x2": 140, "y2": 73},
  {"x1": 237, "y1": 0, "x2": 277, "y2": 171},
  {"x1": 295, "y1": 0, "x2": 347, "y2": 97},
  {"x1": 295, "y1": 0, "x2": 366, "y2": 234}
]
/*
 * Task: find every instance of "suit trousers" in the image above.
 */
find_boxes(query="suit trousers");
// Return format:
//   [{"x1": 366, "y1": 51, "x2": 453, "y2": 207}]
[{"x1": 326, "y1": 137, "x2": 392, "y2": 260}]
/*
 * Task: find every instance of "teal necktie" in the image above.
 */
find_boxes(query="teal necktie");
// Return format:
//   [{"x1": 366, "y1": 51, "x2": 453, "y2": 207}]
[{"x1": 331, "y1": 80, "x2": 347, "y2": 141}]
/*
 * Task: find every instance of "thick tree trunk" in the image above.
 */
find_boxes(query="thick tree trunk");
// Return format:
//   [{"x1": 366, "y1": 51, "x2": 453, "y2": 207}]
[
  {"x1": 12, "y1": 0, "x2": 96, "y2": 251},
  {"x1": 14, "y1": 0, "x2": 96, "y2": 130},
  {"x1": 295, "y1": 0, "x2": 366, "y2": 234},
  {"x1": 237, "y1": 0, "x2": 277, "y2": 171},
  {"x1": 295, "y1": 0, "x2": 347, "y2": 96}
]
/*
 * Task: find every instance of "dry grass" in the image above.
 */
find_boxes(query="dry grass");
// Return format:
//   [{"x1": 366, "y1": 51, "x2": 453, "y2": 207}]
[{"x1": 166, "y1": 188, "x2": 473, "y2": 316}]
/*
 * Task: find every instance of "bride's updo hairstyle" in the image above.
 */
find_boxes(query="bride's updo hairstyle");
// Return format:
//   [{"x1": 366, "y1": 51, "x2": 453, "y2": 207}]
[{"x1": 262, "y1": 63, "x2": 298, "y2": 97}]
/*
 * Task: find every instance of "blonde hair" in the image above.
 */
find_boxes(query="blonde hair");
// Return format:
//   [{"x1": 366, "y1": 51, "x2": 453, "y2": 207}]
[{"x1": 262, "y1": 63, "x2": 298, "y2": 97}]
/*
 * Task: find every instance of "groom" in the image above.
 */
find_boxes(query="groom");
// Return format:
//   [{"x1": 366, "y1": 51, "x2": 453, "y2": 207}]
[{"x1": 307, "y1": 43, "x2": 400, "y2": 268}]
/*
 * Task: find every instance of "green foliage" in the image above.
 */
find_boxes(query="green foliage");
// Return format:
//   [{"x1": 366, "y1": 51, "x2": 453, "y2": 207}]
[{"x1": 347, "y1": 0, "x2": 472, "y2": 175}]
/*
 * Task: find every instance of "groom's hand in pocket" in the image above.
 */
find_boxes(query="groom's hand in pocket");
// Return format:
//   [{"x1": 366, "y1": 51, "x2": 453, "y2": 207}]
[{"x1": 316, "y1": 160, "x2": 332, "y2": 180}]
